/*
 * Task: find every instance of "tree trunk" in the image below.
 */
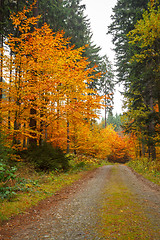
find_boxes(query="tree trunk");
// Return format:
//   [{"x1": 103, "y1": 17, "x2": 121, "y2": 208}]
[
  {"x1": 33, "y1": 0, "x2": 39, "y2": 28},
  {"x1": 39, "y1": 111, "x2": 44, "y2": 146},
  {"x1": 0, "y1": 35, "x2": 3, "y2": 124},
  {"x1": 29, "y1": 107, "x2": 37, "y2": 145},
  {"x1": 104, "y1": 82, "x2": 107, "y2": 128},
  {"x1": 104, "y1": 97, "x2": 107, "y2": 128},
  {"x1": 13, "y1": 66, "x2": 22, "y2": 146},
  {"x1": 67, "y1": 120, "x2": 70, "y2": 154},
  {"x1": 148, "y1": 89, "x2": 156, "y2": 160},
  {"x1": 29, "y1": 0, "x2": 39, "y2": 146},
  {"x1": 8, "y1": 51, "x2": 12, "y2": 130},
  {"x1": 0, "y1": 0, "x2": 4, "y2": 124}
]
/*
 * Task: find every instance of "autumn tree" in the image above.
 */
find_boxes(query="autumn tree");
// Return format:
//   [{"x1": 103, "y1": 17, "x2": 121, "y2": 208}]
[
  {"x1": 0, "y1": 0, "x2": 106, "y2": 100},
  {"x1": 0, "y1": 1, "x2": 104, "y2": 154}
]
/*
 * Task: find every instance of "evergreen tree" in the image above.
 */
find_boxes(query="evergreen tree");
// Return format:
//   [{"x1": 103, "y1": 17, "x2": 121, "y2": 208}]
[
  {"x1": 124, "y1": 1, "x2": 160, "y2": 159},
  {"x1": 108, "y1": 0, "x2": 149, "y2": 84},
  {"x1": 63, "y1": 0, "x2": 103, "y2": 85},
  {"x1": 108, "y1": 0, "x2": 159, "y2": 159},
  {"x1": 39, "y1": 0, "x2": 65, "y2": 31},
  {"x1": 63, "y1": 0, "x2": 86, "y2": 48},
  {"x1": 100, "y1": 113, "x2": 122, "y2": 132},
  {"x1": 97, "y1": 55, "x2": 114, "y2": 126}
]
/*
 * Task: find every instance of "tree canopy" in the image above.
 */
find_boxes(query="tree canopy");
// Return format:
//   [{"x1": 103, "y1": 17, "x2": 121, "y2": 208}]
[{"x1": 108, "y1": 0, "x2": 160, "y2": 160}]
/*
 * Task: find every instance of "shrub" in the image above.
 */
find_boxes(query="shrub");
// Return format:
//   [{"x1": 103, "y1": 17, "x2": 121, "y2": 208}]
[
  {"x1": 0, "y1": 132, "x2": 12, "y2": 162},
  {"x1": 0, "y1": 161, "x2": 17, "y2": 200},
  {"x1": 25, "y1": 142, "x2": 70, "y2": 171},
  {"x1": 0, "y1": 131, "x2": 18, "y2": 200}
]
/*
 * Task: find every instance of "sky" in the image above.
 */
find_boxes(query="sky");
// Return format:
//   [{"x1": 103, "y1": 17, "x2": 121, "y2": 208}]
[{"x1": 82, "y1": 0, "x2": 124, "y2": 116}]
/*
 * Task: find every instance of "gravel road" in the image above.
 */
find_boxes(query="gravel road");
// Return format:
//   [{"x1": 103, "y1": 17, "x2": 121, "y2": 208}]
[{"x1": 1, "y1": 165, "x2": 160, "y2": 239}]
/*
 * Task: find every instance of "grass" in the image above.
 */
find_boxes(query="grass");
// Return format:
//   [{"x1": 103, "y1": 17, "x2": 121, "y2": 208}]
[
  {"x1": 1, "y1": 159, "x2": 159, "y2": 238},
  {"x1": 127, "y1": 157, "x2": 160, "y2": 185},
  {"x1": 98, "y1": 166, "x2": 158, "y2": 239},
  {"x1": 0, "y1": 156, "x2": 106, "y2": 224},
  {"x1": 0, "y1": 172, "x2": 81, "y2": 223}
]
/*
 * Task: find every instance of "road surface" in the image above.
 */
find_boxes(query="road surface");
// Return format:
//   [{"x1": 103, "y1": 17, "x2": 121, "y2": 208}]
[{"x1": 1, "y1": 165, "x2": 160, "y2": 239}]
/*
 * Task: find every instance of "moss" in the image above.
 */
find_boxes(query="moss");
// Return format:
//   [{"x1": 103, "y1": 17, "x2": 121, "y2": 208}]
[{"x1": 98, "y1": 166, "x2": 158, "y2": 239}]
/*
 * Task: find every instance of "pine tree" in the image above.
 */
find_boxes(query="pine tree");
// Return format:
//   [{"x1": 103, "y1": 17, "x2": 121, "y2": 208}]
[
  {"x1": 108, "y1": 0, "x2": 149, "y2": 84},
  {"x1": 97, "y1": 55, "x2": 114, "y2": 126},
  {"x1": 125, "y1": 1, "x2": 160, "y2": 159},
  {"x1": 107, "y1": 0, "x2": 160, "y2": 159}
]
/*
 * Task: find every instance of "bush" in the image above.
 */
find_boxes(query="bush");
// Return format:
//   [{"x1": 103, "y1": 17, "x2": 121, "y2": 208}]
[
  {"x1": 71, "y1": 161, "x2": 86, "y2": 171},
  {"x1": 25, "y1": 142, "x2": 70, "y2": 171},
  {"x1": 0, "y1": 131, "x2": 18, "y2": 200},
  {"x1": 0, "y1": 132, "x2": 13, "y2": 162},
  {"x1": 0, "y1": 161, "x2": 17, "y2": 200},
  {"x1": 128, "y1": 157, "x2": 159, "y2": 173}
]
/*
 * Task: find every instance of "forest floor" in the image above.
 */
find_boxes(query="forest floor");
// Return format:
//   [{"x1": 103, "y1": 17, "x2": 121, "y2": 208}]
[{"x1": 0, "y1": 164, "x2": 160, "y2": 239}]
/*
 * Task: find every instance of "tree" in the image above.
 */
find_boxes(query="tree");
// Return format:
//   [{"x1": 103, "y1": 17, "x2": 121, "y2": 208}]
[
  {"x1": 108, "y1": 0, "x2": 160, "y2": 160},
  {"x1": 97, "y1": 55, "x2": 114, "y2": 126},
  {"x1": 63, "y1": 0, "x2": 86, "y2": 48},
  {"x1": 125, "y1": 1, "x2": 160, "y2": 159},
  {"x1": 0, "y1": 0, "x2": 33, "y2": 128},
  {"x1": 127, "y1": 1, "x2": 160, "y2": 111},
  {"x1": 0, "y1": 1, "x2": 103, "y2": 152},
  {"x1": 108, "y1": 0, "x2": 149, "y2": 84},
  {"x1": 0, "y1": 0, "x2": 103, "y2": 95},
  {"x1": 39, "y1": 0, "x2": 104, "y2": 90},
  {"x1": 100, "y1": 113, "x2": 122, "y2": 132},
  {"x1": 63, "y1": 0, "x2": 103, "y2": 88},
  {"x1": 38, "y1": 0, "x2": 65, "y2": 31}
]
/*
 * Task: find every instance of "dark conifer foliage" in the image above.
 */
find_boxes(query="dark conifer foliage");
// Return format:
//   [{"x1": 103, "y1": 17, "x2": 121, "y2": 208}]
[
  {"x1": 39, "y1": 0, "x2": 66, "y2": 31},
  {"x1": 108, "y1": 0, "x2": 160, "y2": 160},
  {"x1": 108, "y1": 0, "x2": 149, "y2": 84},
  {"x1": 101, "y1": 113, "x2": 122, "y2": 132}
]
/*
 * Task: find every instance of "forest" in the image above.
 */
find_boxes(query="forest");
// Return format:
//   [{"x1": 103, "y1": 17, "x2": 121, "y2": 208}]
[{"x1": 0, "y1": 0, "x2": 160, "y2": 215}]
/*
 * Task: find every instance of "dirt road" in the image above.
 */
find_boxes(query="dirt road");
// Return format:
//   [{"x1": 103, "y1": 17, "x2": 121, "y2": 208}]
[{"x1": 1, "y1": 165, "x2": 160, "y2": 239}]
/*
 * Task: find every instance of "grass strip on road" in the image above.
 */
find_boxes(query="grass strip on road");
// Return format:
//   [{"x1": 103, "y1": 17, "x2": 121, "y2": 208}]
[{"x1": 99, "y1": 166, "x2": 158, "y2": 239}]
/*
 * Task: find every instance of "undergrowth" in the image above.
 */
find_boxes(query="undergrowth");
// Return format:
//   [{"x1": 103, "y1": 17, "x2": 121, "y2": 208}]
[
  {"x1": 127, "y1": 157, "x2": 160, "y2": 185},
  {"x1": 0, "y1": 162, "x2": 17, "y2": 200},
  {"x1": 0, "y1": 154, "x2": 106, "y2": 224},
  {"x1": 21, "y1": 142, "x2": 70, "y2": 171}
]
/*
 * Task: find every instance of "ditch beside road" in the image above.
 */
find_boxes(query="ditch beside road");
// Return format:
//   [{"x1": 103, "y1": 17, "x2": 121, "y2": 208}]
[{"x1": 1, "y1": 165, "x2": 160, "y2": 239}]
